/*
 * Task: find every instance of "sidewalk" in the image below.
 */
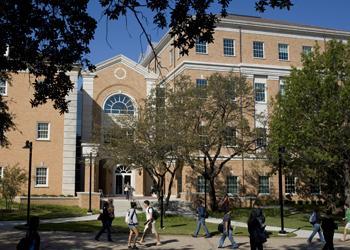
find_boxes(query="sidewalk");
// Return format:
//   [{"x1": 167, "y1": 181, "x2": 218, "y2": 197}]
[{"x1": 1, "y1": 230, "x2": 350, "y2": 250}]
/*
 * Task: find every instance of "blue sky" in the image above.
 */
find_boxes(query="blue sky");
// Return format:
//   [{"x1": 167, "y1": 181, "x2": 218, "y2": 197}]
[{"x1": 87, "y1": 0, "x2": 350, "y2": 64}]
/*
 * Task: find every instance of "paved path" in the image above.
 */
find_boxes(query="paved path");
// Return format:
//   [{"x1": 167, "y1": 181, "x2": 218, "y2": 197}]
[{"x1": 1, "y1": 230, "x2": 350, "y2": 250}]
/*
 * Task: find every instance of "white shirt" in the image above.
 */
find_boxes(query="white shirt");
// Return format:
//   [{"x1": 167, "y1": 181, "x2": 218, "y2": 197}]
[
  {"x1": 126, "y1": 208, "x2": 138, "y2": 225},
  {"x1": 145, "y1": 206, "x2": 153, "y2": 221}
]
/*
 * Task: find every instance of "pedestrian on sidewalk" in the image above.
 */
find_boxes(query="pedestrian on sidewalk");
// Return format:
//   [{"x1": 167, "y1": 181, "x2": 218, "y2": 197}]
[
  {"x1": 107, "y1": 199, "x2": 115, "y2": 228},
  {"x1": 17, "y1": 216, "x2": 40, "y2": 250},
  {"x1": 308, "y1": 207, "x2": 325, "y2": 244},
  {"x1": 124, "y1": 182, "x2": 131, "y2": 200},
  {"x1": 95, "y1": 201, "x2": 113, "y2": 242},
  {"x1": 343, "y1": 203, "x2": 350, "y2": 241},
  {"x1": 192, "y1": 200, "x2": 211, "y2": 238},
  {"x1": 138, "y1": 200, "x2": 161, "y2": 246},
  {"x1": 247, "y1": 200, "x2": 267, "y2": 250},
  {"x1": 219, "y1": 194, "x2": 230, "y2": 213},
  {"x1": 321, "y1": 208, "x2": 338, "y2": 250},
  {"x1": 218, "y1": 211, "x2": 238, "y2": 249},
  {"x1": 126, "y1": 201, "x2": 139, "y2": 249}
]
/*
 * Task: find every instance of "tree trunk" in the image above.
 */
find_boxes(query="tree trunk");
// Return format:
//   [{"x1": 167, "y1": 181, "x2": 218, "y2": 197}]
[
  {"x1": 344, "y1": 160, "x2": 350, "y2": 205},
  {"x1": 165, "y1": 172, "x2": 176, "y2": 211},
  {"x1": 208, "y1": 178, "x2": 218, "y2": 211}
]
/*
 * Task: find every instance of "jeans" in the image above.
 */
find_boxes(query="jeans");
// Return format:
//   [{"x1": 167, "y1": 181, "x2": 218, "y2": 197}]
[
  {"x1": 194, "y1": 217, "x2": 210, "y2": 237},
  {"x1": 95, "y1": 220, "x2": 112, "y2": 241},
  {"x1": 219, "y1": 229, "x2": 238, "y2": 249},
  {"x1": 308, "y1": 223, "x2": 325, "y2": 242}
]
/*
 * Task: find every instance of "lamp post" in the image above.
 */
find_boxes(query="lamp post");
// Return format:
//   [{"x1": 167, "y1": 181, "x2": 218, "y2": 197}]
[
  {"x1": 203, "y1": 157, "x2": 208, "y2": 210},
  {"x1": 82, "y1": 144, "x2": 98, "y2": 214},
  {"x1": 160, "y1": 174, "x2": 165, "y2": 229},
  {"x1": 23, "y1": 140, "x2": 33, "y2": 226},
  {"x1": 278, "y1": 146, "x2": 287, "y2": 235},
  {"x1": 88, "y1": 152, "x2": 92, "y2": 214}
]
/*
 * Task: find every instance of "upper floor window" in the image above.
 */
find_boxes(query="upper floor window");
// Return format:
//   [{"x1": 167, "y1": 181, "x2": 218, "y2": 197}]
[
  {"x1": 223, "y1": 39, "x2": 235, "y2": 56},
  {"x1": 0, "y1": 166, "x2": 3, "y2": 180},
  {"x1": 259, "y1": 176, "x2": 270, "y2": 194},
  {"x1": 37, "y1": 122, "x2": 50, "y2": 140},
  {"x1": 224, "y1": 127, "x2": 236, "y2": 146},
  {"x1": 227, "y1": 176, "x2": 238, "y2": 194},
  {"x1": 256, "y1": 128, "x2": 267, "y2": 148},
  {"x1": 302, "y1": 46, "x2": 312, "y2": 55},
  {"x1": 255, "y1": 82, "x2": 266, "y2": 102},
  {"x1": 196, "y1": 79, "x2": 207, "y2": 98},
  {"x1": 279, "y1": 78, "x2": 286, "y2": 96},
  {"x1": 35, "y1": 167, "x2": 48, "y2": 187},
  {"x1": 278, "y1": 44, "x2": 289, "y2": 61},
  {"x1": 104, "y1": 94, "x2": 135, "y2": 115},
  {"x1": 195, "y1": 39, "x2": 208, "y2": 54},
  {"x1": 0, "y1": 79, "x2": 7, "y2": 96},
  {"x1": 199, "y1": 125, "x2": 209, "y2": 146},
  {"x1": 285, "y1": 176, "x2": 296, "y2": 194},
  {"x1": 253, "y1": 41, "x2": 264, "y2": 58}
]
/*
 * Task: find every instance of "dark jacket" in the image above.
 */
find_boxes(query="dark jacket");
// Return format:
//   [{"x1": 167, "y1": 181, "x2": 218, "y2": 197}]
[
  {"x1": 248, "y1": 209, "x2": 266, "y2": 244},
  {"x1": 322, "y1": 216, "x2": 338, "y2": 235}
]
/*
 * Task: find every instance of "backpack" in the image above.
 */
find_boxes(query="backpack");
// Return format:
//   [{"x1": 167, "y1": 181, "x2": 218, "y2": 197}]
[
  {"x1": 309, "y1": 212, "x2": 316, "y2": 224},
  {"x1": 218, "y1": 222, "x2": 224, "y2": 233},
  {"x1": 125, "y1": 209, "x2": 136, "y2": 224},
  {"x1": 148, "y1": 207, "x2": 159, "y2": 220}
]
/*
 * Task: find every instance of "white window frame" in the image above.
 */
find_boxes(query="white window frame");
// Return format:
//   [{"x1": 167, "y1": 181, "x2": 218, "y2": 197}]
[
  {"x1": 279, "y1": 78, "x2": 286, "y2": 96},
  {"x1": 223, "y1": 38, "x2": 235, "y2": 57},
  {"x1": 195, "y1": 39, "x2": 208, "y2": 54},
  {"x1": 35, "y1": 167, "x2": 49, "y2": 187},
  {"x1": 278, "y1": 43, "x2": 289, "y2": 61},
  {"x1": 36, "y1": 122, "x2": 50, "y2": 141},
  {"x1": 258, "y1": 176, "x2": 270, "y2": 195},
  {"x1": 285, "y1": 176, "x2": 297, "y2": 194},
  {"x1": 227, "y1": 176, "x2": 239, "y2": 195},
  {"x1": 0, "y1": 166, "x2": 3, "y2": 180},
  {"x1": 0, "y1": 80, "x2": 7, "y2": 96},
  {"x1": 253, "y1": 41, "x2": 265, "y2": 59},
  {"x1": 302, "y1": 46, "x2": 312, "y2": 55}
]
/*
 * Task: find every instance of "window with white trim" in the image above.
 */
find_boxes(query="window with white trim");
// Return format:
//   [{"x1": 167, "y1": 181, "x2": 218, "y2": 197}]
[
  {"x1": 259, "y1": 176, "x2": 269, "y2": 194},
  {"x1": 279, "y1": 78, "x2": 285, "y2": 96},
  {"x1": 36, "y1": 122, "x2": 50, "y2": 140},
  {"x1": 285, "y1": 176, "x2": 296, "y2": 194},
  {"x1": 223, "y1": 39, "x2": 235, "y2": 56},
  {"x1": 195, "y1": 39, "x2": 208, "y2": 54},
  {"x1": 255, "y1": 82, "x2": 266, "y2": 102},
  {"x1": 197, "y1": 176, "x2": 209, "y2": 193},
  {"x1": 227, "y1": 176, "x2": 238, "y2": 194},
  {"x1": 0, "y1": 79, "x2": 7, "y2": 96},
  {"x1": 278, "y1": 44, "x2": 289, "y2": 61},
  {"x1": 224, "y1": 127, "x2": 236, "y2": 146},
  {"x1": 302, "y1": 46, "x2": 312, "y2": 55},
  {"x1": 196, "y1": 79, "x2": 207, "y2": 98},
  {"x1": 253, "y1": 41, "x2": 264, "y2": 58},
  {"x1": 256, "y1": 128, "x2": 267, "y2": 148},
  {"x1": 35, "y1": 167, "x2": 48, "y2": 186},
  {"x1": 0, "y1": 166, "x2": 3, "y2": 179}
]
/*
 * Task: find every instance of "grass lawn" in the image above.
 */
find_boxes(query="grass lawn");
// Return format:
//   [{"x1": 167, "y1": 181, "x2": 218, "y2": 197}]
[
  {"x1": 0, "y1": 199, "x2": 95, "y2": 221},
  {"x1": 16, "y1": 214, "x2": 295, "y2": 237}
]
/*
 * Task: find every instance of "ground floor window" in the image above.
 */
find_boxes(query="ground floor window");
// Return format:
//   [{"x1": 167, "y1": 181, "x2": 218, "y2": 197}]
[
  {"x1": 259, "y1": 176, "x2": 269, "y2": 194},
  {"x1": 0, "y1": 166, "x2": 3, "y2": 179},
  {"x1": 227, "y1": 176, "x2": 238, "y2": 194},
  {"x1": 285, "y1": 176, "x2": 296, "y2": 194},
  {"x1": 177, "y1": 176, "x2": 182, "y2": 193},
  {"x1": 35, "y1": 167, "x2": 48, "y2": 187},
  {"x1": 197, "y1": 176, "x2": 209, "y2": 193}
]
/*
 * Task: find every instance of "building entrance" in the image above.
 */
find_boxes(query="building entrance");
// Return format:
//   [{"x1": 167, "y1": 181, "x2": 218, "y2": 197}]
[{"x1": 114, "y1": 166, "x2": 132, "y2": 195}]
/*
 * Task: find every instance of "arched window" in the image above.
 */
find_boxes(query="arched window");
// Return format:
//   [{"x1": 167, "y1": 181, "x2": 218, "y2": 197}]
[
  {"x1": 104, "y1": 94, "x2": 135, "y2": 115},
  {"x1": 115, "y1": 166, "x2": 131, "y2": 174}
]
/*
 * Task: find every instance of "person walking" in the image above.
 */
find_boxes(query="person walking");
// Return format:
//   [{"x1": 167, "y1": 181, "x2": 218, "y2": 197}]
[
  {"x1": 219, "y1": 194, "x2": 230, "y2": 213},
  {"x1": 218, "y1": 211, "x2": 238, "y2": 249},
  {"x1": 107, "y1": 198, "x2": 115, "y2": 229},
  {"x1": 95, "y1": 201, "x2": 113, "y2": 242},
  {"x1": 343, "y1": 203, "x2": 350, "y2": 241},
  {"x1": 247, "y1": 200, "x2": 266, "y2": 250},
  {"x1": 124, "y1": 182, "x2": 131, "y2": 200},
  {"x1": 126, "y1": 201, "x2": 139, "y2": 249},
  {"x1": 192, "y1": 200, "x2": 211, "y2": 238},
  {"x1": 308, "y1": 207, "x2": 325, "y2": 244},
  {"x1": 138, "y1": 200, "x2": 161, "y2": 246},
  {"x1": 321, "y1": 209, "x2": 338, "y2": 250}
]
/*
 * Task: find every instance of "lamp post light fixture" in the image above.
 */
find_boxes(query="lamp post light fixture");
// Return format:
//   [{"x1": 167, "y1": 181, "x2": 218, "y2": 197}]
[
  {"x1": 278, "y1": 146, "x2": 287, "y2": 235},
  {"x1": 23, "y1": 140, "x2": 33, "y2": 226}
]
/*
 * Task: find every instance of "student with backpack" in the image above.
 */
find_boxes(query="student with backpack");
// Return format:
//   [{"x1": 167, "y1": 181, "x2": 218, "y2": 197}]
[
  {"x1": 125, "y1": 202, "x2": 139, "y2": 249},
  {"x1": 138, "y1": 200, "x2": 161, "y2": 246},
  {"x1": 218, "y1": 211, "x2": 238, "y2": 249},
  {"x1": 192, "y1": 200, "x2": 211, "y2": 238},
  {"x1": 308, "y1": 207, "x2": 325, "y2": 244}
]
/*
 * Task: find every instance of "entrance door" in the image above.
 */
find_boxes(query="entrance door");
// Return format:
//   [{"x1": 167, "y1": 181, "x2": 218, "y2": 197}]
[{"x1": 114, "y1": 166, "x2": 132, "y2": 195}]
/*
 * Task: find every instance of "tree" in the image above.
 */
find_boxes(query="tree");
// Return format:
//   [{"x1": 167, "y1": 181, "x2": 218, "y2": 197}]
[
  {"x1": 0, "y1": 1, "x2": 96, "y2": 147},
  {"x1": 268, "y1": 40, "x2": 350, "y2": 205},
  {"x1": 178, "y1": 73, "x2": 260, "y2": 211},
  {"x1": 0, "y1": 164, "x2": 27, "y2": 211}
]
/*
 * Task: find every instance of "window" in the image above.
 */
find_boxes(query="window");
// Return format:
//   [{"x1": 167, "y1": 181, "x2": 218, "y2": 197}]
[
  {"x1": 0, "y1": 166, "x2": 3, "y2": 180},
  {"x1": 197, "y1": 176, "x2": 209, "y2": 193},
  {"x1": 227, "y1": 176, "x2": 238, "y2": 194},
  {"x1": 177, "y1": 176, "x2": 182, "y2": 193},
  {"x1": 278, "y1": 44, "x2": 289, "y2": 61},
  {"x1": 224, "y1": 127, "x2": 236, "y2": 146},
  {"x1": 156, "y1": 87, "x2": 165, "y2": 108},
  {"x1": 259, "y1": 176, "x2": 269, "y2": 194},
  {"x1": 0, "y1": 79, "x2": 7, "y2": 96},
  {"x1": 104, "y1": 94, "x2": 135, "y2": 115},
  {"x1": 310, "y1": 178, "x2": 320, "y2": 194},
  {"x1": 285, "y1": 176, "x2": 296, "y2": 194},
  {"x1": 223, "y1": 39, "x2": 235, "y2": 56},
  {"x1": 37, "y1": 122, "x2": 50, "y2": 140},
  {"x1": 256, "y1": 128, "x2": 267, "y2": 148},
  {"x1": 35, "y1": 167, "x2": 48, "y2": 186},
  {"x1": 255, "y1": 82, "x2": 266, "y2": 102},
  {"x1": 253, "y1": 41, "x2": 264, "y2": 58},
  {"x1": 279, "y1": 78, "x2": 285, "y2": 96},
  {"x1": 302, "y1": 46, "x2": 312, "y2": 55},
  {"x1": 196, "y1": 79, "x2": 207, "y2": 98},
  {"x1": 195, "y1": 39, "x2": 207, "y2": 54},
  {"x1": 199, "y1": 125, "x2": 209, "y2": 146}
]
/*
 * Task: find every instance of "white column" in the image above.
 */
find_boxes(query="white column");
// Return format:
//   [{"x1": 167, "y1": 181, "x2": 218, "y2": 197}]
[
  {"x1": 81, "y1": 72, "x2": 95, "y2": 142},
  {"x1": 62, "y1": 69, "x2": 79, "y2": 195}
]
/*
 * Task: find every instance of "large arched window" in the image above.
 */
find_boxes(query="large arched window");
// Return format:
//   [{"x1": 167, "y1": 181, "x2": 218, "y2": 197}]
[{"x1": 103, "y1": 94, "x2": 135, "y2": 115}]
